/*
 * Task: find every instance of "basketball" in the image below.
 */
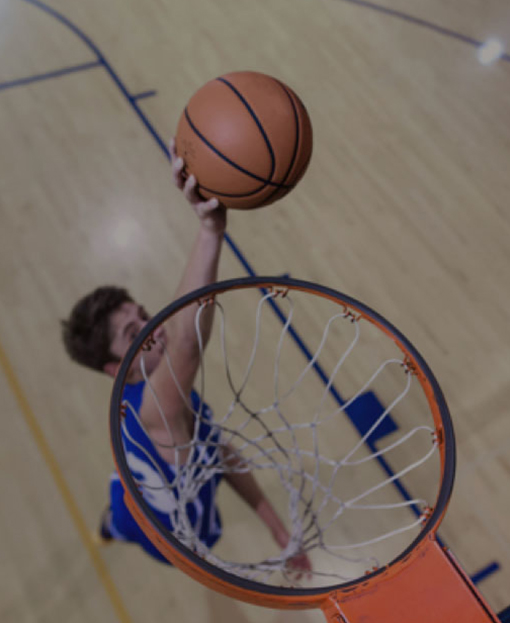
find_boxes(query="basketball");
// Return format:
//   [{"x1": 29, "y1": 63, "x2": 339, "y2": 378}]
[{"x1": 175, "y1": 71, "x2": 313, "y2": 210}]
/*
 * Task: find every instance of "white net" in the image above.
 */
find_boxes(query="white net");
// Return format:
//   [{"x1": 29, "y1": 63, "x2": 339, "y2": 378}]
[{"x1": 120, "y1": 285, "x2": 441, "y2": 587}]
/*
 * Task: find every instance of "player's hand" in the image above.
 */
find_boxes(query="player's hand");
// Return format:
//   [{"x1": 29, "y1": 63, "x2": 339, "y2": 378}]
[
  {"x1": 286, "y1": 549, "x2": 313, "y2": 581},
  {"x1": 273, "y1": 528, "x2": 312, "y2": 581},
  {"x1": 170, "y1": 138, "x2": 226, "y2": 234}
]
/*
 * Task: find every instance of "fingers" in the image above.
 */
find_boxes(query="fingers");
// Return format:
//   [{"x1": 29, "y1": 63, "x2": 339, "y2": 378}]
[
  {"x1": 287, "y1": 552, "x2": 312, "y2": 582},
  {"x1": 195, "y1": 198, "x2": 221, "y2": 221},
  {"x1": 294, "y1": 554, "x2": 312, "y2": 571},
  {"x1": 183, "y1": 173, "x2": 199, "y2": 203},
  {"x1": 184, "y1": 174, "x2": 220, "y2": 211},
  {"x1": 169, "y1": 137, "x2": 177, "y2": 160},
  {"x1": 170, "y1": 138, "x2": 185, "y2": 190},
  {"x1": 172, "y1": 157, "x2": 185, "y2": 190},
  {"x1": 169, "y1": 137, "x2": 223, "y2": 223}
]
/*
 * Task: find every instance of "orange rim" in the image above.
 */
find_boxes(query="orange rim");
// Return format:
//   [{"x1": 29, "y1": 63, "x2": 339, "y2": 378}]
[{"x1": 110, "y1": 276, "x2": 455, "y2": 609}]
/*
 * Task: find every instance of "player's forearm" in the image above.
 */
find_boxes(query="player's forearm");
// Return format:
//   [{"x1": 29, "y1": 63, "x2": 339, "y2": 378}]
[
  {"x1": 254, "y1": 497, "x2": 290, "y2": 548},
  {"x1": 224, "y1": 468, "x2": 265, "y2": 511},
  {"x1": 172, "y1": 225, "x2": 224, "y2": 346},
  {"x1": 225, "y1": 462, "x2": 314, "y2": 575},
  {"x1": 223, "y1": 454, "x2": 290, "y2": 546},
  {"x1": 175, "y1": 226, "x2": 223, "y2": 296}
]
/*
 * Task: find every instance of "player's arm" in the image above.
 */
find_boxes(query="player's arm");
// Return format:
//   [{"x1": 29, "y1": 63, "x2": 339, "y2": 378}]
[
  {"x1": 170, "y1": 141, "x2": 226, "y2": 341},
  {"x1": 220, "y1": 443, "x2": 312, "y2": 574},
  {"x1": 141, "y1": 141, "x2": 225, "y2": 430},
  {"x1": 167, "y1": 138, "x2": 227, "y2": 354}
]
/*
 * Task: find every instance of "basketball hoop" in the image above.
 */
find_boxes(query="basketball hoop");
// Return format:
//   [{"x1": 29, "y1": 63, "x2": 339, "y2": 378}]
[{"x1": 110, "y1": 276, "x2": 498, "y2": 622}]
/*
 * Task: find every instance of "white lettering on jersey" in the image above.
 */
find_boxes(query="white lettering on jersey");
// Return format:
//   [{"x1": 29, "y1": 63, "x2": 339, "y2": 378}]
[{"x1": 126, "y1": 451, "x2": 179, "y2": 515}]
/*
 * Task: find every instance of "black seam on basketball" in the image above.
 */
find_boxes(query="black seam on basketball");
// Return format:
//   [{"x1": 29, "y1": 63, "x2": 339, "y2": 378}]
[
  {"x1": 295, "y1": 148, "x2": 313, "y2": 182},
  {"x1": 216, "y1": 77, "x2": 276, "y2": 184},
  {"x1": 194, "y1": 184, "x2": 273, "y2": 199},
  {"x1": 261, "y1": 79, "x2": 301, "y2": 205},
  {"x1": 184, "y1": 108, "x2": 292, "y2": 191},
  {"x1": 278, "y1": 82, "x2": 300, "y2": 182}
]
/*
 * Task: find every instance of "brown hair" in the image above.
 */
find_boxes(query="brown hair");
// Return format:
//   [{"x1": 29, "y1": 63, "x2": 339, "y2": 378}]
[{"x1": 61, "y1": 286, "x2": 134, "y2": 372}]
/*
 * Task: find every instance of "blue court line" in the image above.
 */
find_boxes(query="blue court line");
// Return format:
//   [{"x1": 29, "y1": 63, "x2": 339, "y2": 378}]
[
  {"x1": 0, "y1": 60, "x2": 101, "y2": 92},
  {"x1": 21, "y1": 0, "x2": 502, "y2": 586},
  {"x1": 20, "y1": 0, "x2": 169, "y2": 157},
  {"x1": 131, "y1": 90, "x2": 157, "y2": 101},
  {"x1": 339, "y1": 0, "x2": 510, "y2": 62},
  {"x1": 471, "y1": 562, "x2": 501, "y2": 585},
  {"x1": 498, "y1": 604, "x2": 510, "y2": 622}
]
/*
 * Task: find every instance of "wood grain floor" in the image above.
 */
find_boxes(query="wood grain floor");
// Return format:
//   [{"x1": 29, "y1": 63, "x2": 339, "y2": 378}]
[{"x1": 1, "y1": 0, "x2": 510, "y2": 620}]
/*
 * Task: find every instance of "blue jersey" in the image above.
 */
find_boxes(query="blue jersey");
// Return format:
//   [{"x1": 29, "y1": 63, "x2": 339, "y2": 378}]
[{"x1": 109, "y1": 381, "x2": 223, "y2": 564}]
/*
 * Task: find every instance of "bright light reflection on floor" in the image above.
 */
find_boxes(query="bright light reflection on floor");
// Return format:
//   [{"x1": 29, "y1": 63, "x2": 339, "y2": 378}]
[{"x1": 477, "y1": 38, "x2": 505, "y2": 66}]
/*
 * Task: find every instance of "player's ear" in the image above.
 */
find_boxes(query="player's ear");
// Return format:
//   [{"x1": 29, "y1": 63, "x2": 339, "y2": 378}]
[{"x1": 103, "y1": 361, "x2": 120, "y2": 378}]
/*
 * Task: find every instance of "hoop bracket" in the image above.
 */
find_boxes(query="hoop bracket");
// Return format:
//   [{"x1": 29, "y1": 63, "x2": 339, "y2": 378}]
[
  {"x1": 197, "y1": 295, "x2": 216, "y2": 307},
  {"x1": 269, "y1": 285, "x2": 289, "y2": 297},
  {"x1": 319, "y1": 536, "x2": 499, "y2": 623}
]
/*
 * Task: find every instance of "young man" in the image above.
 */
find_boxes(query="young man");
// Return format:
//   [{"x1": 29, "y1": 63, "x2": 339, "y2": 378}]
[{"x1": 62, "y1": 141, "x2": 311, "y2": 572}]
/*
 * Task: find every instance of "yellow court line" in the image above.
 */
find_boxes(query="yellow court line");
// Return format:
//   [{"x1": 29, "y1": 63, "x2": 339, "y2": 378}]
[{"x1": 0, "y1": 340, "x2": 133, "y2": 623}]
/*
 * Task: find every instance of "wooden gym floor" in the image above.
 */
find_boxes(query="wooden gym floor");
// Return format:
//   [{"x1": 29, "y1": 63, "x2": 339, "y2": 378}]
[{"x1": 1, "y1": 0, "x2": 510, "y2": 621}]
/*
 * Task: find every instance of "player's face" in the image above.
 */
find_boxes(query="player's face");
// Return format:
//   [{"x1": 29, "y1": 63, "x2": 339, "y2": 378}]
[{"x1": 108, "y1": 302, "x2": 167, "y2": 380}]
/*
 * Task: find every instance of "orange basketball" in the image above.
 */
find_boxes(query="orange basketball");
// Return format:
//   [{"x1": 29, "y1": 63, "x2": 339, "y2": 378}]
[{"x1": 175, "y1": 71, "x2": 313, "y2": 210}]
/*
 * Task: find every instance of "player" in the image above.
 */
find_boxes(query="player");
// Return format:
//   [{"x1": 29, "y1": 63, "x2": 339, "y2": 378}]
[{"x1": 61, "y1": 140, "x2": 311, "y2": 573}]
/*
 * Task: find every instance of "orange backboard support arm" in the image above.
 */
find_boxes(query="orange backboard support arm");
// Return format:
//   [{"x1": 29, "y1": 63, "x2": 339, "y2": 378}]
[{"x1": 321, "y1": 535, "x2": 499, "y2": 623}]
